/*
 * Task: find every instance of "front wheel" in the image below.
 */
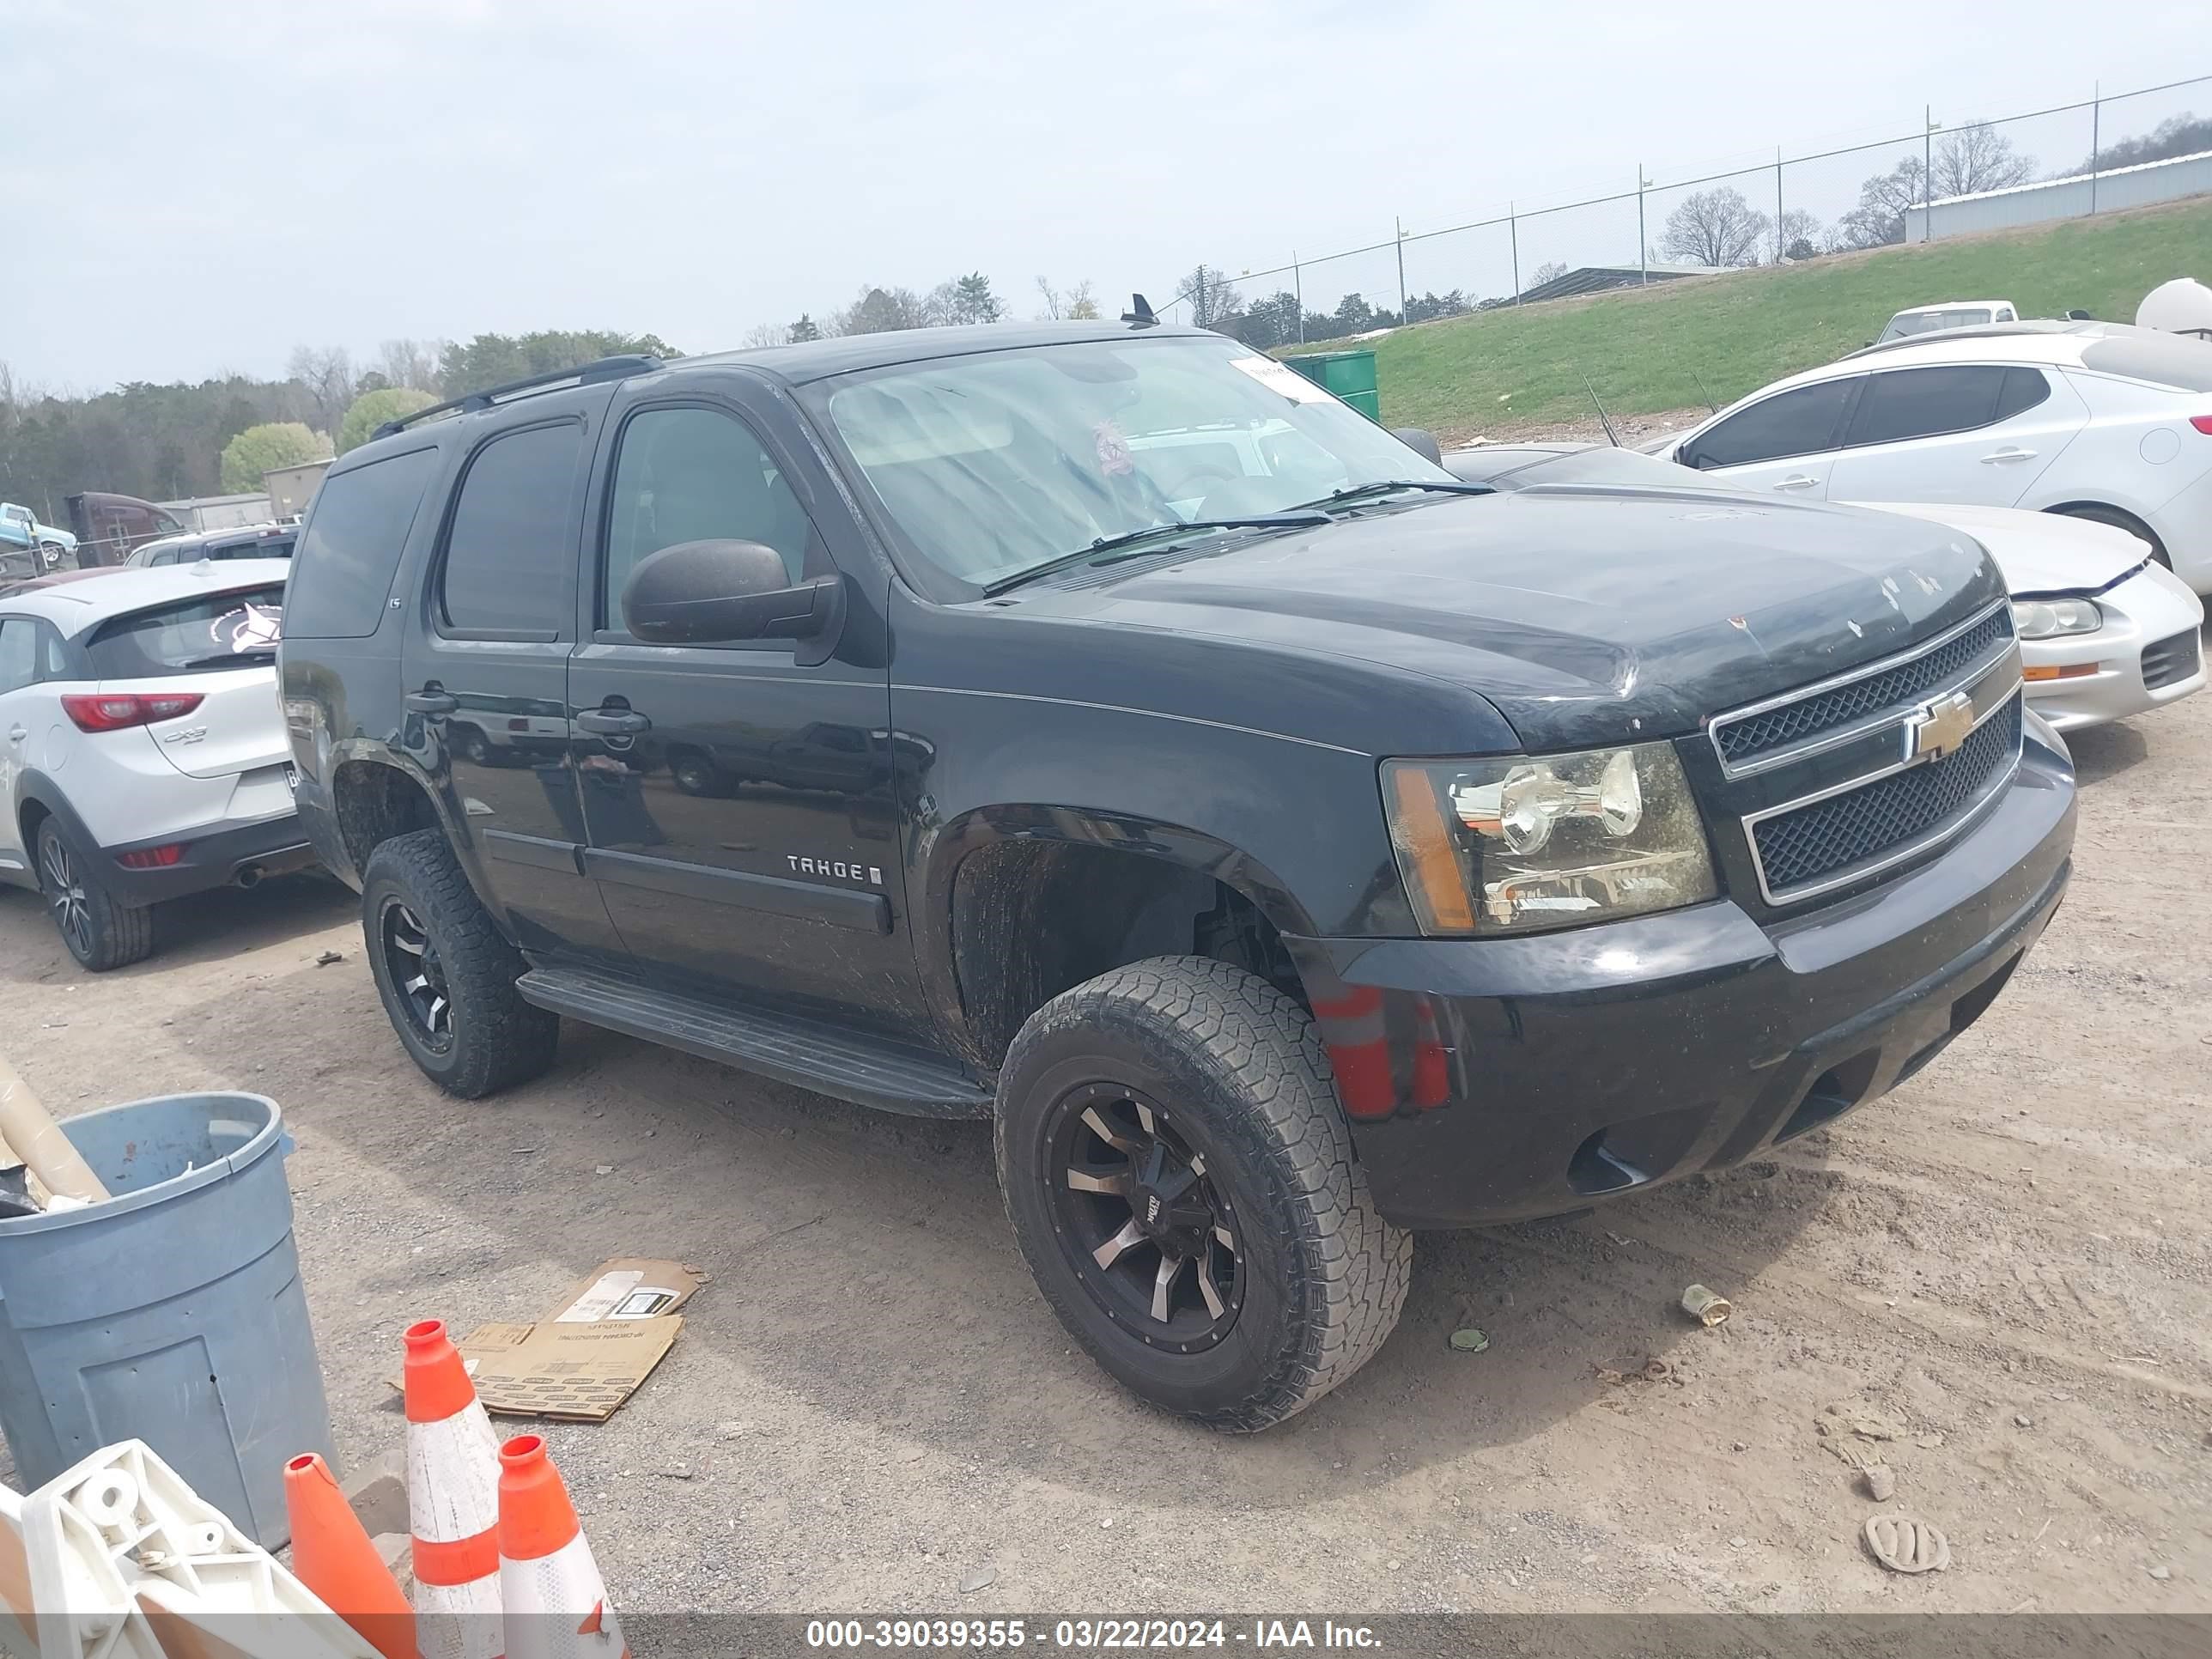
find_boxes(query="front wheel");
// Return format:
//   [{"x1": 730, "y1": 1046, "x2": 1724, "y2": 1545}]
[{"x1": 996, "y1": 956, "x2": 1411, "y2": 1431}]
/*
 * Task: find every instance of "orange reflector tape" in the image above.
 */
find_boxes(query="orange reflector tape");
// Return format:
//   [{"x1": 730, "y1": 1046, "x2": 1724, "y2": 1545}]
[
  {"x1": 1388, "y1": 768, "x2": 1477, "y2": 934},
  {"x1": 2022, "y1": 663, "x2": 2099, "y2": 682}
]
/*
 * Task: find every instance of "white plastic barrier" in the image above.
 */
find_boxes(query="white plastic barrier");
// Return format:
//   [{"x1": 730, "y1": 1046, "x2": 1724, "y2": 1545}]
[{"x1": 0, "y1": 1440, "x2": 375, "y2": 1659}]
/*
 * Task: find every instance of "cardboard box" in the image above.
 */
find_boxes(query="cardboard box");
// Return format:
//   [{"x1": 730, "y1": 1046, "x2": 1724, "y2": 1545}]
[{"x1": 395, "y1": 1260, "x2": 707, "y2": 1422}]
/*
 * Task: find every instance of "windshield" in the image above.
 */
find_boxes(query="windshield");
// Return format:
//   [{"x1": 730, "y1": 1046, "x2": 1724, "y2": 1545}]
[{"x1": 812, "y1": 334, "x2": 1451, "y2": 587}]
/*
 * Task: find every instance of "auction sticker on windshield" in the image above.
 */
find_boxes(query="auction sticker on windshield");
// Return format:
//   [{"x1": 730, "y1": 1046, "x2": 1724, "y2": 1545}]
[{"x1": 1229, "y1": 356, "x2": 1334, "y2": 404}]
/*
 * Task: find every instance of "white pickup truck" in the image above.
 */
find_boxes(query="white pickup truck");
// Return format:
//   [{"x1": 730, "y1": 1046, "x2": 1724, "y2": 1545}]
[
  {"x1": 0, "y1": 502, "x2": 78, "y2": 578},
  {"x1": 1875, "y1": 300, "x2": 2019, "y2": 343}
]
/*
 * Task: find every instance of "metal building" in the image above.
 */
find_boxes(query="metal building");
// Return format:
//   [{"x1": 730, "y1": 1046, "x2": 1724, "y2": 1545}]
[{"x1": 1905, "y1": 149, "x2": 2212, "y2": 240}]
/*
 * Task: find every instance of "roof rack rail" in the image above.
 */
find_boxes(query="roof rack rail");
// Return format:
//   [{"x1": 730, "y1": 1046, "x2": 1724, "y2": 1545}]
[{"x1": 369, "y1": 355, "x2": 662, "y2": 441}]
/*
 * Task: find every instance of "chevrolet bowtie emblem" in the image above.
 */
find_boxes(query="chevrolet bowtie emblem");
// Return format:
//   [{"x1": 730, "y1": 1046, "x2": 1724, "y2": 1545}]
[{"x1": 1905, "y1": 690, "x2": 1976, "y2": 763}]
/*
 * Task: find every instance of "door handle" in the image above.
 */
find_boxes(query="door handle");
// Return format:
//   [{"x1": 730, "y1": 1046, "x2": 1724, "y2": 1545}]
[
  {"x1": 1774, "y1": 474, "x2": 1820, "y2": 491},
  {"x1": 7, "y1": 726, "x2": 25, "y2": 744},
  {"x1": 404, "y1": 690, "x2": 458, "y2": 715},
  {"x1": 1980, "y1": 447, "x2": 2037, "y2": 464},
  {"x1": 576, "y1": 707, "x2": 652, "y2": 737}
]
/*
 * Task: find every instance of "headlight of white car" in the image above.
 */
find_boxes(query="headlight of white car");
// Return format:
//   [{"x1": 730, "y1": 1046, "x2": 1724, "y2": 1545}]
[
  {"x1": 1382, "y1": 743, "x2": 1717, "y2": 935},
  {"x1": 2012, "y1": 598, "x2": 2103, "y2": 640}
]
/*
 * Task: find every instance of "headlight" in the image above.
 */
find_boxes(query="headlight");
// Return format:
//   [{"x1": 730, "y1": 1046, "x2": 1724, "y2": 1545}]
[
  {"x1": 1382, "y1": 742, "x2": 1718, "y2": 935},
  {"x1": 2012, "y1": 598, "x2": 2102, "y2": 640}
]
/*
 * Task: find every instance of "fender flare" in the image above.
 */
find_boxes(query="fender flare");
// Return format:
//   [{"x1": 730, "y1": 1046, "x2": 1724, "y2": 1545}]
[
  {"x1": 11, "y1": 771, "x2": 100, "y2": 861},
  {"x1": 316, "y1": 741, "x2": 494, "y2": 903},
  {"x1": 911, "y1": 802, "x2": 1321, "y2": 1062}
]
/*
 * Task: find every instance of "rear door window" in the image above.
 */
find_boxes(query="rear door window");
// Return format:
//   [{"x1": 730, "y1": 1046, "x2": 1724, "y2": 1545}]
[
  {"x1": 85, "y1": 586, "x2": 286, "y2": 678},
  {"x1": 1683, "y1": 378, "x2": 1859, "y2": 469},
  {"x1": 1845, "y1": 366, "x2": 2010, "y2": 447},
  {"x1": 1996, "y1": 367, "x2": 2051, "y2": 420},
  {"x1": 0, "y1": 619, "x2": 36, "y2": 695},
  {"x1": 439, "y1": 422, "x2": 585, "y2": 637},
  {"x1": 286, "y1": 447, "x2": 440, "y2": 638}
]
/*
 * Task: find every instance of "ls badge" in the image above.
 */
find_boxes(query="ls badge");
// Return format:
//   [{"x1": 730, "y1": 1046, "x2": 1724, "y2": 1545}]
[{"x1": 1904, "y1": 690, "x2": 1976, "y2": 763}]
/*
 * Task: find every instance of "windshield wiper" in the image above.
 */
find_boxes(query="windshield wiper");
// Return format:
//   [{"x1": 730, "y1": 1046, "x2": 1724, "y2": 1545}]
[
  {"x1": 177, "y1": 650, "x2": 275, "y2": 669},
  {"x1": 1297, "y1": 479, "x2": 1496, "y2": 511},
  {"x1": 981, "y1": 512, "x2": 1332, "y2": 597}
]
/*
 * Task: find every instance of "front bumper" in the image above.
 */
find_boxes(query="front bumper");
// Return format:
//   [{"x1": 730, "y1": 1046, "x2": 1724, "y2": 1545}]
[
  {"x1": 101, "y1": 812, "x2": 317, "y2": 904},
  {"x1": 2021, "y1": 568, "x2": 2205, "y2": 732},
  {"x1": 1289, "y1": 738, "x2": 2075, "y2": 1229}
]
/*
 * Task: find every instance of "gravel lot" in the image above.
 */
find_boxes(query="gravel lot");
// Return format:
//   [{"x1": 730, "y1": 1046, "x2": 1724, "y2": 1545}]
[{"x1": 2, "y1": 645, "x2": 2207, "y2": 1616}]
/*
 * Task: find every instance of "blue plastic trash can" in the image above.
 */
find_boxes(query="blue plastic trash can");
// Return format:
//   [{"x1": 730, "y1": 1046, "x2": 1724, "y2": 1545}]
[{"x1": 0, "y1": 1091, "x2": 335, "y2": 1548}]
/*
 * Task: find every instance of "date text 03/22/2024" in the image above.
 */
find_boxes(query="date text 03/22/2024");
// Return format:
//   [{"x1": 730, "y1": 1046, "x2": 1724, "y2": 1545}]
[{"x1": 804, "y1": 1620, "x2": 1383, "y2": 1650}]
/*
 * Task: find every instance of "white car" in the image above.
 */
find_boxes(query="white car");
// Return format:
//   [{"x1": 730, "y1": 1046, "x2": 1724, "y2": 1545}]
[
  {"x1": 1876, "y1": 300, "x2": 2018, "y2": 343},
  {"x1": 1656, "y1": 321, "x2": 2212, "y2": 594},
  {"x1": 1856, "y1": 501, "x2": 2203, "y2": 731},
  {"x1": 1442, "y1": 443, "x2": 2207, "y2": 732},
  {"x1": 0, "y1": 561, "x2": 313, "y2": 970}
]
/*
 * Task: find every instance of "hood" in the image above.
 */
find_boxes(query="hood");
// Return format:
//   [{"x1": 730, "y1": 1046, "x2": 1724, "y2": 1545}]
[
  {"x1": 1018, "y1": 488, "x2": 2004, "y2": 751},
  {"x1": 1849, "y1": 501, "x2": 2148, "y2": 597}
]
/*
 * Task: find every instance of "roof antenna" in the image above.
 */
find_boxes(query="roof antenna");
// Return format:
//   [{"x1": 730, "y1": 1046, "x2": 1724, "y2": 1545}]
[
  {"x1": 1691, "y1": 368, "x2": 1719, "y2": 415},
  {"x1": 1121, "y1": 293, "x2": 1158, "y2": 327},
  {"x1": 1580, "y1": 371, "x2": 1620, "y2": 447}
]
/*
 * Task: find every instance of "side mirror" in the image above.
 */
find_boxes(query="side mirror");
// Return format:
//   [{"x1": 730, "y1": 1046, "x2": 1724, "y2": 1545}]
[
  {"x1": 622, "y1": 539, "x2": 845, "y2": 652},
  {"x1": 1394, "y1": 428, "x2": 1443, "y2": 466}
]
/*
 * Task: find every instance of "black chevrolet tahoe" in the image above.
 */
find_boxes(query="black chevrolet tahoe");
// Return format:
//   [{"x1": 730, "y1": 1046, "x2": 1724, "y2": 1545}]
[{"x1": 279, "y1": 320, "x2": 2075, "y2": 1429}]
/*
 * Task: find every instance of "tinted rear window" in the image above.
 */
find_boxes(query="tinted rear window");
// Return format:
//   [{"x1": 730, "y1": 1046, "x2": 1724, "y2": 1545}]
[
  {"x1": 208, "y1": 532, "x2": 295, "y2": 561},
  {"x1": 285, "y1": 447, "x2": 439, "y2": 638},
  {"x1": 86, "y1": 585, "x2": 286, "y2": 678},
  {"x1": 2080, "y1": 332, "x2": 2212, "y2": 392}
]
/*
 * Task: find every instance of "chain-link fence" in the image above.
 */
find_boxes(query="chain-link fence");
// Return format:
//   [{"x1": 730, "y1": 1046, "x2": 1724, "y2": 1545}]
[{"x1": 1161, "y1": 72, "x2": 2212, "y2": 346}]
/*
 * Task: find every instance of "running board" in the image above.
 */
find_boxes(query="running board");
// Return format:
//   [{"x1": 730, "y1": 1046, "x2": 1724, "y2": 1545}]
[{"x1": 516, "y1": 965, "x2": 994, "y2": 1120}]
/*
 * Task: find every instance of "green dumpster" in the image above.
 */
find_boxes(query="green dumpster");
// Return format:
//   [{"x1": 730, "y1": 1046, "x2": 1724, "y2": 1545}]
[{"x1": 1285, "y1": 349, "x2": 1380, "y2": 422}]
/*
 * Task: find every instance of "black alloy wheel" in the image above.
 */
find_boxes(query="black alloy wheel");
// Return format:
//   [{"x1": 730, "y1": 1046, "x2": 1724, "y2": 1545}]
[
  {"x1": 379, "y1": 896, "x2": 453, "y2": 1053},
  {"x1": 1043, "y1": 1081, "x2": 1243, "y2": 1353}
]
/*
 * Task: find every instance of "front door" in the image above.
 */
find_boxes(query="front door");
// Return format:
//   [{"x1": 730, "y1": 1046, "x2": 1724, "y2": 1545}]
[
  {"x1": 402, "y1": 407, "x2": 624, "y2": 957},
  {"x1": 566, "y1": 393, "x2": 925, "y2": 1035}
]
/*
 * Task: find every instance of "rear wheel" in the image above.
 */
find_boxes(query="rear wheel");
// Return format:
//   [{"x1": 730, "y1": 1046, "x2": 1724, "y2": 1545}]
[
  {"x1": 361, "y1": 828, "x2": 557, "y2": 1097},
  {"x1": 37, "y1": 818, "x2": 154, "y2": 972},
  {"x1": 996, "y1": 956, "x2": 1410, "y2": 1431}
]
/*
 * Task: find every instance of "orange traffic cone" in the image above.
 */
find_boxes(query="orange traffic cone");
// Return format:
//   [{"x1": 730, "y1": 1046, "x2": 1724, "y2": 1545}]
[
  {"x1": 283, "y1": 1452, "x2": 422, "y2": 1659},
  {"x1": 404, "y1": 1318, "x2": 504, "y2": 1659},
  {"x1": 497, "y1": 1434, "x2": 628, "y2": 1659}
]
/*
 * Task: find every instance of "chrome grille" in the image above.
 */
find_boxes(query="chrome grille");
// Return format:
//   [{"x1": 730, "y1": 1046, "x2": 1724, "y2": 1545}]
[
  {"x1": 1712, "y1": 606, "x2": 2014, "y2": 770},
  {"x1": 1751, "y1": 696, "x2": 2021, "y2": 896}
]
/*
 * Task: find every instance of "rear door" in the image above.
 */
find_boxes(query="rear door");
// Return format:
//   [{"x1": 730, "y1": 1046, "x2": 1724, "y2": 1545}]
[
  {"x1": 1826, "y1": 364, "x2": 2083, "y2": 506},
  {"x1": 1680, "y1": 376, "x2": 1863, "y2": 497},
  {"x1": 402, "y1": 404, "x2": 627, "y2": 957},
  {"x1": 0, "y1": 616, "x2": 42, "y2": 873}
]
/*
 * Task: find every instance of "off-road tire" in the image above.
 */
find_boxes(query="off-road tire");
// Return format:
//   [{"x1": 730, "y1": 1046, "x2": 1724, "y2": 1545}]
[
  {"x1": 37, "y1": 818, "x2": 154, "y2": 972},
  {"x1": 996, "y1": 955, "x2": 1411, "y2": 1431},
  {"x1": 361, "y1": 828, "x2": 557, "y2": 1098}
]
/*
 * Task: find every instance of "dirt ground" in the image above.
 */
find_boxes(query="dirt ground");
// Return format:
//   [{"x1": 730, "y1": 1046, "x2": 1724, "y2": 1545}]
[{"x1": 2, "y1": 653, "x2": 2208, "y2": 1617}]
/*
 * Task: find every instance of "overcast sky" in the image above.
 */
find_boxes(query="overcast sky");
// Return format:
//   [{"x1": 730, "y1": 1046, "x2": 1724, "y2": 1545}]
[{"x1": 3, "y1": 0, "x2": 2206, "y2": 390}]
